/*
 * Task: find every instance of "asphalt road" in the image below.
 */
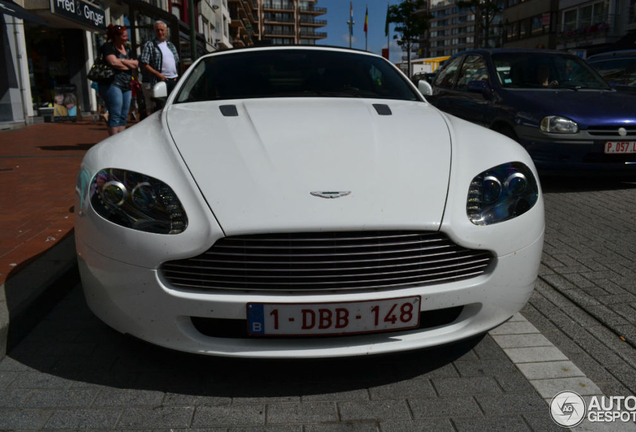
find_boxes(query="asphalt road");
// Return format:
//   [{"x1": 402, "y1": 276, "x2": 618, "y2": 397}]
[{"x1": 0, "y1": 177, "x2": 635, "y2": 431}]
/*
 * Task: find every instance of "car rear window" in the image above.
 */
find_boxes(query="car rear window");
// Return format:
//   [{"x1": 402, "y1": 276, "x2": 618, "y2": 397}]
[
  {"x1": 492, "y1": 52, "x2": 611, "y2": 90},
  {"x1": 175, "y1": 49, "x2": 421, "y2": 103}
]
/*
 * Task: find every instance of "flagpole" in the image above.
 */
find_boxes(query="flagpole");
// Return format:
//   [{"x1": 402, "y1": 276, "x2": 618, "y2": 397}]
[
  {"x1": 347, "y1": 2, "x2": 354, "y2": 49},
  {"x1": 365, "y1": 5, "x2": 368, "y2": 51},
  {"x1": 386, "y1": 2, "x2": 390, "y2": 60}
]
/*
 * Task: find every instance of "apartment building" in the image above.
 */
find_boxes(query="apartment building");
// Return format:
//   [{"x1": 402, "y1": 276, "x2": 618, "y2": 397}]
[
  {"x1": 425, "y1": 0, "x2": 504, "y2": 57},
  {"x1": 228, "y1": 0, "x2": 327, "y2": 47}
]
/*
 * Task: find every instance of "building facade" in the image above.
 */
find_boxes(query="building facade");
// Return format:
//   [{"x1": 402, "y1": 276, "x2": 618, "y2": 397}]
[
  {"x1": 0, "y1": 0, "x2": 233, "y2": 128},
  {"x1": 228, "y1": 0, "x2": 327, "y2": 47},
  {"x1": 425, "y1": 0, "x2": 504, "y2": 57}
]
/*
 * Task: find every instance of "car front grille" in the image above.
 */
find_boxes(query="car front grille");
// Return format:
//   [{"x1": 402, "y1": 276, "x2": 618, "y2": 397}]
[
  {"x1": 587, "y1": 125, "x2": 636, "y2": 138},
  {"x1": 160, "y1": 231, "x2": 494, "y2": 292}
]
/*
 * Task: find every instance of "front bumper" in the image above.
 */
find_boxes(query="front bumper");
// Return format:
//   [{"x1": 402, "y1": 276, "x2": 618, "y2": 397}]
[
  {"x1": 517, "y1": 127, "x2": 636, "y2": 175},
  {"x1": 76, "y1": 232, "x2": 544, "y2": 359}
]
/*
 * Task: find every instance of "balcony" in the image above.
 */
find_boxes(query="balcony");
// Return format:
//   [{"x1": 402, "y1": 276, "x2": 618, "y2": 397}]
[
  {"x1": 299, "y1": 6, "x2": 326, "y2": 14},
  {"x1": 263, "y1": 2, "x2": 295, "y2": 11},
  {"x1": 299, "y1": 18, "x2": 327, "y2": 26},
  {"x1": 299, "y1": 31, "x2": 327, "y2": 39}
]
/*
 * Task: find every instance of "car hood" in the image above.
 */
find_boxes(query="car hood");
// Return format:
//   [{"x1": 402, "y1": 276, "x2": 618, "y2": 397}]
[
  {"x1": 166, "y1": 98, "x2": 451, "y2": 235},
  {"x1": 506, "y1": 89, "x2": 635, "y2": 126}
]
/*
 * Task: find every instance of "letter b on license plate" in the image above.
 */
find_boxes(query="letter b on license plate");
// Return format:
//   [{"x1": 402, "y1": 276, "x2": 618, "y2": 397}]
[{"x1": 247, "y1": 296, "x2": 421, "y2": 337}]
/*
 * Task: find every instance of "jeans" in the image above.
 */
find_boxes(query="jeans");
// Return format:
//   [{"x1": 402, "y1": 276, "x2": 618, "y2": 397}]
[{"x1": 99, "y1": 83, "x2": 132, "y2": 127}]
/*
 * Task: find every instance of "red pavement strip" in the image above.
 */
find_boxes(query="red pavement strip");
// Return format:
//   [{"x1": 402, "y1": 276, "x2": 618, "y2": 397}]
[{"x1": 0, "y1": 120, "x2": 110, "y2": 286}]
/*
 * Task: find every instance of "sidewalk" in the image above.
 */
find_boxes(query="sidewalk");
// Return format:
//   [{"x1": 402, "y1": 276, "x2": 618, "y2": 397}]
[{"x1": 0, "y1": 119, "x2": 110, "y2": 358}]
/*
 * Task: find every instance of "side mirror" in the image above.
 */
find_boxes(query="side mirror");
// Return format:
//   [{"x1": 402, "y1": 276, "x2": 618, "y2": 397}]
[
  {"x1": 152, "y1": 81, "x2": 168, "y2": 99},
  {"x1": 418, "y1": 80, "x2": 433, "y2": 96},
  {"x1": 467, "y1": 81, "x2": 492, "y2": 97}
]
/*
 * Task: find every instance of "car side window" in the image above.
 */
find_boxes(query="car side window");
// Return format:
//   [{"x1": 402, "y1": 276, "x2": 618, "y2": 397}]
[
  {"x1": 456, "y1": 55, "x2": 489, "y2": 91},
  {"x1": 593, "y1": 59, "x2": 636, "y2": 86},
  {"x1": 433, "y1": 56, "x2": 463, "y2": 89}
]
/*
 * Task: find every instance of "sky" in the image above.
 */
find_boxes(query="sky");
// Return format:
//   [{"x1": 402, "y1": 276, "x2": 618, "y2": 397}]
[{"x1": 315, "y1": 1, "x2": 405, "y2": 64}]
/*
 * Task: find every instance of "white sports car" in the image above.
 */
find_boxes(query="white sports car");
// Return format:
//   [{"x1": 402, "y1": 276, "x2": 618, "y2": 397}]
[{"x1": 75, "y1": 46, "x2": 544, "y2": 358}]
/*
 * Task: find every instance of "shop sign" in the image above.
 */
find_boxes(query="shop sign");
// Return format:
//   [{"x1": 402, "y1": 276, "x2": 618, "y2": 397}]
[{"x1": 50, "y1": 0, "x2": 106, "y2": 30}]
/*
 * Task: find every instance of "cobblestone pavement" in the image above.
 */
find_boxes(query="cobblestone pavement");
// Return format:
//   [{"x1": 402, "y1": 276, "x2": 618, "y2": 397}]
[{"x1": 0, "y1": 177, "x2": 635, "y2": 431}]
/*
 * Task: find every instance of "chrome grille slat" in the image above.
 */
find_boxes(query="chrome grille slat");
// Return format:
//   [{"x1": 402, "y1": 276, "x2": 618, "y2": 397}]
[
  {"x1": 162, "y1": 258, "x2": 491, "y2": 280},
  {"x1": 162, "y1": 252, "x2": 489, "y2": 272},
  {"x1": 201, "y1": 245, "x2": 452, "y2": 258},
  {"x1": 160, "y1": 231, "x2": 494, "y2": 292},
  {"x1": 164, "y1": 264, "x2": 489, "y2": 286},
  {"x1": 212, "y1": 237, "x2": 445, "y2": 250}
]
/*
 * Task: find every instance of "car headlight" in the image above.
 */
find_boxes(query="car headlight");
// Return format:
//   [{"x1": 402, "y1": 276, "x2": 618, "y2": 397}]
[
  {"x1": 467, "y1": 162, "x2": 539, "y2": 226},
  {"x1": 90, "y1": 168, "x2": 188, "y2": 234},
  {"x1": 540, "y1": 116, "x2": 578, "y2": 134}
]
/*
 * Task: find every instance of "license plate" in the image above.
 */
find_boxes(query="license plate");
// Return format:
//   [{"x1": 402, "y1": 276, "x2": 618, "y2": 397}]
[
  {"x1": 605, "y1": 141, "x2": 636, "y2": 154},
  {"x1": 247, "y1": 296, "x2": 421, "y2": 337}
]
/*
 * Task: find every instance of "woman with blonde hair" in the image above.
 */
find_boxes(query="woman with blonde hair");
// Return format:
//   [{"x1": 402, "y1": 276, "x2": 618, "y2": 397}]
[{"x1": 99, "y1": 24, "x2": 138, "y2": 135}]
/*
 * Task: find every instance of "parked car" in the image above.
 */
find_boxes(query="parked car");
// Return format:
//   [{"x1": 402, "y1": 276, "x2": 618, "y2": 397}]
[
  {"x1": 75, "y1": 46, "x2": 544, "y2": 358},
  {"x1": 586, "y1": 50, "x2": 636, "y2": 94},
  {"x1": 411, "y1": 71, "x2": 437, "y2": 85},
  {"x1": 426, "y1": 49, "x2": 636, "y2": 175}
]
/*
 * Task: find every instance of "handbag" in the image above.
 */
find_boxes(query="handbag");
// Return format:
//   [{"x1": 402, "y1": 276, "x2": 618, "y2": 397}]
[{"x1": 88, "y1": 55, "x2": 114, "y2": 83}]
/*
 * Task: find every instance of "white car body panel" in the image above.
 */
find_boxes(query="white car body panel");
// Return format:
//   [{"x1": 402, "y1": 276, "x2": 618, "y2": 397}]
[
  {"x1": 166, "y1": 98, "x2": 451, "y2": 234},
  {"x1": 75, "y1": 46, "x2": 545, "y2": 358}
]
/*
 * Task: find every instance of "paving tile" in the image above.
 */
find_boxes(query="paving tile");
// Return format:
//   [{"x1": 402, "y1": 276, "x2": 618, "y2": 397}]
[
  {"x1": 474, "y1": 394, "x2": 547, "y2": 416},
  {"x1": 491, "y1": 334, "x2": 553, "y2": 349},
  {"x1": 516, "y1": 361, "x2": 585, "y2": 380},
  {"x1": 306, "y1": 424, "x2": 377, "y2": 432},
  {"x1": 92, "y1": 388, "x2": 165, "y2": 407},
  {"x1": 504, "y1": 346, "x2": 569, "y2": 363},
  {"x1": 489, "y1": 322, "x2": 540, "y2": 336},
  {"x1": 452, "y1": 416, "x2": 531, "y2": 431},
  {"x1": 192, "y1": 404, "x2": 265, "y2": 427},
  {"x1": 44, "y1": 408, "x2": 122, "y2": 429},
  {"x1": 24, "y1": 388, "x2": 100, "y2": 408},
  {"x1": 369, "y1": 379, "x2": 436, "y2": 400},
  {"x1": 338, "y1": 400, "x2": 411, "y2": 421},
  {"x1": 408, "y1": 397, "x2": 482, "y2": 418},
  {"x1": 454, "y1": 359, "x2": 518, "y2": 377},
  {"x1": 379, "y1": 418, "x2": 455, "y2": 432},
  {"x1": 530, "y1": 377, "x2": 603, "y2": 398},
  {"x1": 432, "y1": 377, "x2": 502, "y2": 396},
  {"x1": 266, "y1": 402, "x2": 338, "y2": 424},
  {"x1": 116, "y1": 406, "x2": 194, "y2": 428},
  {"x1": 0, "y1": 409, "x2": 52, "y2": 430}
]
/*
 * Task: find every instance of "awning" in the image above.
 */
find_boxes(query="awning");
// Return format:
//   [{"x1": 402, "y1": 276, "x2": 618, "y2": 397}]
[{"x1": 0, "y1": 0, "x2": 47, "y2": 25}]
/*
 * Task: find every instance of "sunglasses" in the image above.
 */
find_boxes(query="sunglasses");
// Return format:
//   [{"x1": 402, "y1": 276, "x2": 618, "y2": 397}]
[{"x1": 115, "y1": 25, "x2": 127, "y2": 32}]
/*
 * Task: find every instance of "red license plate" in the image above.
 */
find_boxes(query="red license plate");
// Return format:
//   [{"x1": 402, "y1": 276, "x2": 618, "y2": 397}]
[
  {"x1": 605, "y1": 141, "x2": 636, "y2": 154},
  {"x1": 247, "y1": 296, "x2": 421, "y2": 337}
]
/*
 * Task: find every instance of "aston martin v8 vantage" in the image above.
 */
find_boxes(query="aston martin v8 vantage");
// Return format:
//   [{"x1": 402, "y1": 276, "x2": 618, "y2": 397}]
[{"x1": 75, "y1": 47, "x2": 544, "y2": 358}]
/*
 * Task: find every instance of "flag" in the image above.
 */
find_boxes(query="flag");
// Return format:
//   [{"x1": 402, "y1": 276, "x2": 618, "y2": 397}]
[
  {"x1": 350, "y1": 2, "x2": 354, "y2": 36},
  {"x1": 384, "y1": 3, "x2": 390, "y2": 37},
  {"x1": 364, "y1": 5, "x2": 368, "y2": 34}
]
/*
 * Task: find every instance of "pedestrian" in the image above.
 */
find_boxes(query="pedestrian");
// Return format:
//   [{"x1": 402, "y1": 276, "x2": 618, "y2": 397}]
[
  {"x1": 140, "y1": 20, "x2": 180, "y2": 112},
  {"x1": 99, "y1": 24, "x2": 138, "y2": 136}
]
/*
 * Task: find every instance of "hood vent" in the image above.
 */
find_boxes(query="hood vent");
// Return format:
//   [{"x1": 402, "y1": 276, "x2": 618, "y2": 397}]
[
  {"x1": 373, "y1": 104, "x2": 392, "y2": 116},
  {"x1": 219, "y1": 105, "x2": 239, "y2": 117}
]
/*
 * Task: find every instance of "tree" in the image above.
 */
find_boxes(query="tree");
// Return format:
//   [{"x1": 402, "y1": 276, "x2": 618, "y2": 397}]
[
  {"x1": 387, "y1": 0, "x2": 431, "y2": 78},
  {"x1": 456, "y1": 0, "x2": 503, "y2": 49}
]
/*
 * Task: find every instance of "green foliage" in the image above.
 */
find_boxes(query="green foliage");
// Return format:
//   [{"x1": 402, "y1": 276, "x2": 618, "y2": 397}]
[{"x1": 387, "y1": 0, "x2": 431, "y2": 48}]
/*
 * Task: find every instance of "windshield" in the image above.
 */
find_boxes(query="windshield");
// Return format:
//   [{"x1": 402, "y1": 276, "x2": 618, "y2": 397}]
[
  {"x1": 175, "y1": 49, "x2": 421, "y2": 103},
  {"x1": 492, "y1": 52, "x2": 611, "y2": 90}
]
